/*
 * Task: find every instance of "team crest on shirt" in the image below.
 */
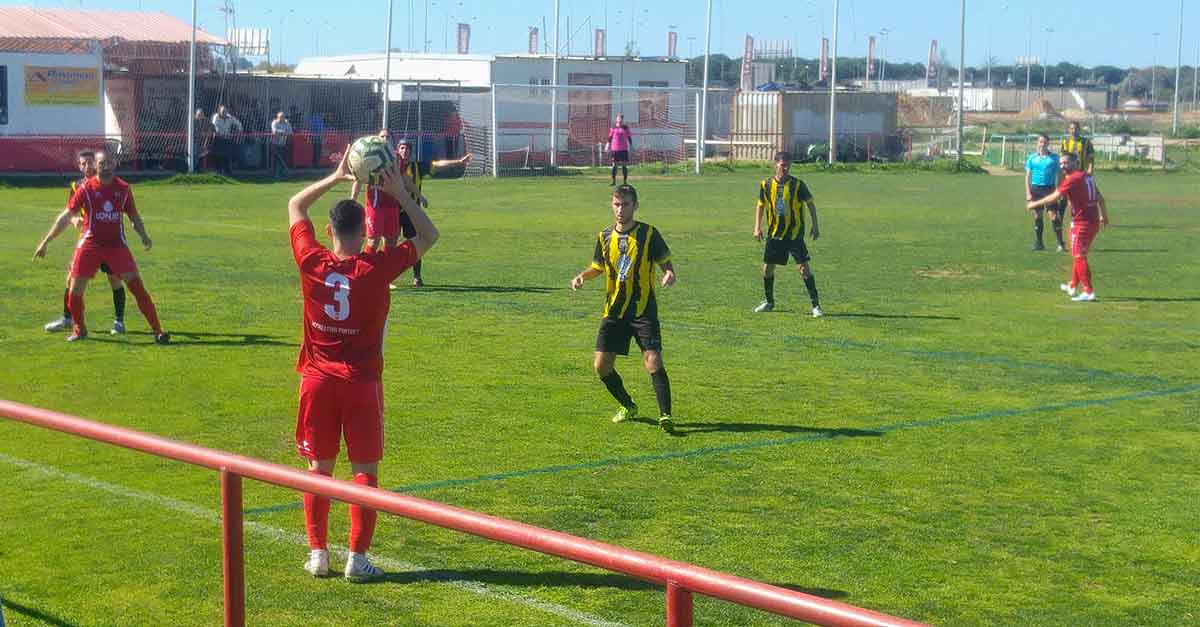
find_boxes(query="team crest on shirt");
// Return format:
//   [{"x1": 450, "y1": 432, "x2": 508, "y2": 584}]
[{"x1": 103, "y1": 200, "x2": 114, "y2": 212}]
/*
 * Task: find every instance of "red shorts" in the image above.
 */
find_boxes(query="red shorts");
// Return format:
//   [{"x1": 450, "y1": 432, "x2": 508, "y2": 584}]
[
  {"x1": 1070, "y1": 223, "x2": 1098, "y2": 258},
  {"x1": 71, "y1": 243, "x2": 137, "y2": 279},
  {"x1": 295, "y1": 377, "x2": 384, "y2": 463},
  {"x1": 365, "y1": 203, "x2": 400, "y2": 240}
]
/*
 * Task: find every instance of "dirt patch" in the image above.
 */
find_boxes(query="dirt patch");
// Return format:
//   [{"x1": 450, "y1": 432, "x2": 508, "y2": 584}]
[
  {"x1": 915, "y1": 268, "x2": 984, "y2": 279},
  {"x1": 899, "y1": 94, "x2": 956, "y2": 127},
  {"x1": 982, "y1": 165, "x2": 1022, "y2": 176}
]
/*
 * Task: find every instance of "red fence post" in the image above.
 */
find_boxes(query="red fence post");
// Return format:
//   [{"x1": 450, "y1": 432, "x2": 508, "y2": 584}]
[
  {"x1": 666, "y1": 582, "x2": 693, "y2": 627},
  {"x1": 220, "y1": 469, "x2": 246, "y2": 627}
]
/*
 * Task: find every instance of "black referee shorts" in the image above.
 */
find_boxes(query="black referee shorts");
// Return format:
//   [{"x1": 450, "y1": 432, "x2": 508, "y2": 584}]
[
  {"x1": 595, "y1": 314, "x2": 662, "y2": 356},
  {"x1": 763, "y1": 237, "x2": 810, "y2": 265}
]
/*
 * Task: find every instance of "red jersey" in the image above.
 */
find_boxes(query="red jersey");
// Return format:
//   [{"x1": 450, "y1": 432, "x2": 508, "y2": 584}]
[
  {"x1": 291, "y1": 220, "x2": 418, "y2": 382},
  {"x1": 1057, "y1": 171, "x2": 1100, "y2": 224},
  {"x1": 68, "y1": 176, "x2": 139, "y2": 247}
]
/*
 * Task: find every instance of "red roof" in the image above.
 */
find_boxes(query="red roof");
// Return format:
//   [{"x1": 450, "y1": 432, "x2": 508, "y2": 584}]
[{"x1": 0, "y1": 7, "x2": 224, "y2": 45}]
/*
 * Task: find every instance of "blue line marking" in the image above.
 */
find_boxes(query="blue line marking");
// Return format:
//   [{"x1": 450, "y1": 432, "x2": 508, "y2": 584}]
[{"x1": 244, "y1": 384, "x2": 1200, "y2": 516}]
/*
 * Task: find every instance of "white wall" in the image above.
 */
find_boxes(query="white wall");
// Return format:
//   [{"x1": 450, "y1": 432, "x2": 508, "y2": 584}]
[
  {"x1": 294, "y1": 53, "x2": 493, "y2": 88},
  {"x1": 0, "y1": 51, "x2": 104, "y2": 135}
]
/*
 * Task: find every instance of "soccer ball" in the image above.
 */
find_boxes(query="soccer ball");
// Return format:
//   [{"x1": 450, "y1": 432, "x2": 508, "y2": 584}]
[{"x1": 347, "y1": 135, "x2": 396, "y2": 184}]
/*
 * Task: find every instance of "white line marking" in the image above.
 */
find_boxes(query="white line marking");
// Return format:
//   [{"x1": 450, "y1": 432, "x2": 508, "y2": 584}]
[{"x1": 0, "y1": 452, "x2": 626, "y2": 627}]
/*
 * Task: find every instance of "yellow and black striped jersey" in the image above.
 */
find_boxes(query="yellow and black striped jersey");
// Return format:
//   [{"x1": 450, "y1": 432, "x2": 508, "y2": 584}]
[
  {"x1": 590, "y1": 221, "x2": 672, "y2": 319},
  {"x1": 757, "y1": 175, "x2": 813, "y2": 240},
  {"x1": 1060, "y1": 136, "x2": 1095, "y2": 171}
]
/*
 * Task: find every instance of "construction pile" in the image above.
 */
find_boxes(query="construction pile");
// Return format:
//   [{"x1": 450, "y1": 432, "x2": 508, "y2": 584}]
[
  {"x1": 898, "y1": 94, "x2": 957, "y2": 127},
  {"x1": 1018, "y1": 98, "x2": 1064, "y2": 121}
]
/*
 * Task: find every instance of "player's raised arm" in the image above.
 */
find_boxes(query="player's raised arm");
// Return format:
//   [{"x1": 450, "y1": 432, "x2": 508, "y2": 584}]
[
  {"x1": 431, "y1": 153, "x2": 472, "y2": 171},
  {"x1": 288, "y1": 146, "x2": 354, "y2": 227},
  {"x1": 33, "y1": 209, "x2": 75, "y2": 260},
  {"x1": 349, "y1": 178, "x2": 362, "y2": 202},
  {"x1": 378, "y1": 162, "x2": 439, "y2": 257}
]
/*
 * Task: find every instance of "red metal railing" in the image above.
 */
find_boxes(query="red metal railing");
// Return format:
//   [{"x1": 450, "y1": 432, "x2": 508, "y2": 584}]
[{"x1": 0, "y1": 399, "x2": 928, "y2": 627}]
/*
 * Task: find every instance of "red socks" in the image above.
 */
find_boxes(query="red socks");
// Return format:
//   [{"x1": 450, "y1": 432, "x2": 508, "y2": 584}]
[
  {"x1": 67, "y1": 289, "x2": 86, "y2": 333},
  {"x1": 303, "y1": 468, "x2": 332, "y2": 550},
  {"x1": 1073, "y1": 257, "x2": 1093, "y2": 293},
  {"x1": 349, "y1": 473, "x2": 378, "y2": 554},
  {"x1": 124, "y1": 277, "x2": 163, "y2": 334}
]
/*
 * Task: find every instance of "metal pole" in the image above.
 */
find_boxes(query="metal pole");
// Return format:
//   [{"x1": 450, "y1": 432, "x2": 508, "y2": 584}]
[
  {"x1": 220, "y1": 470, "x2": 245, "y2": 627},
  {"x1": 423, "y1": 0, "x2": 429, "y2": 53},
  {"x1": 1171, "y1": 0, "x2": 1182, "y2": 135},
  {"x1": 666, "y1": 582, "x2": 694, "y2": 627},
  {"x1": 383, "y1": 0, "x2": 394, "y2": 131},
  {"x1": 956, "y1": 0, "x2": 965, "y2": 163},
  {"x1": 694, "y1": 90, "x2": 701, "y2": 174},
  {"x1": 829, "y1": 0, "x2": 839, "y2": 165},
  {"x1": 699, "y1": 0, "x2": 712, "y2": 167},
  {"x1": 491, "y1": 87, "x2": 499, "y2": 177},
  {"x1": 416, "y1": 85, "x2": 423, "y2": 161},
  {"x1": 550, "y1": 0, "x2": 560, "y2": 168},
  {"x1": 1193, "y1": 41, "x2": 1199, "y2": 112},
  {"x1": 1152, "y1": 33, "x2": 1159, "y2": 110},
  {"x1": 186, "y1": 0, "x2": 198, "y2": 173}
]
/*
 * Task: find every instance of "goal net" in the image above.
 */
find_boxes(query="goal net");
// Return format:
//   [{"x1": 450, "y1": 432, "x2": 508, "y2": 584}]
[{"x1": 487, "y1": 84, "x2": 701, "y2": 177}]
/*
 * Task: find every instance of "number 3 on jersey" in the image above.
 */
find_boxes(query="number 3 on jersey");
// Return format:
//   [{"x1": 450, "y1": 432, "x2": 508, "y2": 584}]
[{"x1": 323, "y1": 272, "x2": 351, "y2": 321}]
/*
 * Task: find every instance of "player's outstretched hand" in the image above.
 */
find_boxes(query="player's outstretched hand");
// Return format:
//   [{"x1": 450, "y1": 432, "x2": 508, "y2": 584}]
[
  {"x1": 1025, "y1": 201, "x2": 1039, "y2": 212},
  {"x1": 460, "y1": 153, "x2": 473, "y2": 166},
  {"x1": 660, "y1": 269, "x2": 676, "y2": 288},
  {"x1": 333, "y1": 145, "x2": 355, "y2": 182},
  {"x1": 33, "y1": 243, "x2": 48, "y2": 260},
  {"x1": 570, "y1": 273, "x2": 585, "y2": 291}
]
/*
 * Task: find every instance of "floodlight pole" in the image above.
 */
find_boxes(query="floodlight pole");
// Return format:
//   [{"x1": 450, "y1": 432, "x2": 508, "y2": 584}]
[
  {"x1": 1171, "y1": 0, "x2": 1182, "y2": 135},
  {"x1": 550, "y1": 0, "x2": 560, "y2": 168},
  {"x1": 828, "y1": 0, "x2": 839, "y2": 165},
  {"x1": 698, "y1": 0, "x2": 712, "y2": 174},
  {"x1": 186, "y1": 0, "x2": 198, "y2": 173},
  {"x1": 383, "y1": 0, "x2": 394, "y2": 131},
  {"x1": 956, "y1": 0, "x2": 965, "y2": 164}
]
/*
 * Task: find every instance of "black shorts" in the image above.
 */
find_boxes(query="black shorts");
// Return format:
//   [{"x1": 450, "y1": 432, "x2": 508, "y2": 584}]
[
  {"x1": 611, "y1": 150, "x2": 630, "y2": 164},
  {"x1": 1030, "y1": 184, "x2": 1055, "y2": 202},
  {"x1": 595, "y1": 315, "x2": 662, "y2": 356},
  {"x1": 99, "y1": 262, "x2": 113, "y2": 275},
  {"x1": 399, "y1": 211, "x2": 416, "y2": 239},
  {"x1": 763, "y1": 238, "x2": 810, "y2": 265}
]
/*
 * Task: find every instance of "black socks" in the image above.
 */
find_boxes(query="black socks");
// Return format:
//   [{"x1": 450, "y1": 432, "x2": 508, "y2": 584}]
[
  {"x1": 600, "y1": 371, "x2": 634, "y2": 408},
  {"x1": 650, "y1": 369, "x2": 671, "y2": 416}
]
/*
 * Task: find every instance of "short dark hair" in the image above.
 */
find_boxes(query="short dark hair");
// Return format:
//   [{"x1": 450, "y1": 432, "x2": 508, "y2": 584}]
[
  {"x1": 1063, "y1": 152, "x2": 1080, "y2": 167},
  {"x1": 76, "y1": 149, "x2": 95, "y2": 161},
  {"x1": 613, "y1": 184, "x2": 638, "y2": 205},
  {"x1": 1037, "y1": 133, "x2": 1050, "y2": 142},
  {"x1": 774, "y1": 151, "x2": 792, "y2": 163},
  {"x1": 329, "y1": 199, "x2": 365, "y2": 236}
]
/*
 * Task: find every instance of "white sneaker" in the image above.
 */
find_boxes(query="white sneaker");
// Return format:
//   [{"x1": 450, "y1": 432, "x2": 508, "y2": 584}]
[
  {"x1": 389, "y1": 283, "x2": 399, "y2": 290},
  {"x1": 303, "y1": 549, "x2": 329, "y2": 577},
  {"x1": 1060, "y1": 283, "x2": 1077, "y2": 297},
  {"x1": 1071, "y1": 292, "x2": 1096, "y2": 302},
  {"x1": 812, "y1": 305, "x2": 824, "y2": 318},
  {"x1": 44, "y1": 316, "x2": 71, "y2": 332},
  {"x1": 344, "y1": 552, "x2": 383, "y2": 583},
  {"x1": 752, "y1": 301, "x2": 774, "y2": 313}
]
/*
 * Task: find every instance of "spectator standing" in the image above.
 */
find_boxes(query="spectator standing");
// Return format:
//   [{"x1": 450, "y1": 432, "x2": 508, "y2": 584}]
[
  {"x1": 270, "y1": 111, "x2": 294, "y2": 179},
  {"x1": 211, "y1": 105, "x2": 243, "y2": 176}
]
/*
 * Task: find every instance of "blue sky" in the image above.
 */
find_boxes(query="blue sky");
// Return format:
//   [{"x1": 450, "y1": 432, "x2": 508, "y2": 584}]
[{"x1": 13, "y1": 0, "x2": 1198, "y2": 68}]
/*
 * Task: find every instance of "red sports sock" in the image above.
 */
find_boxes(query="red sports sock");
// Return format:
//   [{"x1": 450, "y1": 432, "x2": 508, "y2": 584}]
[
  {"x1": 67, "y1": 289, "x2": 86, "y2": 332},
  {"x1": 124, "y1": 277, "x2": 163, "y2": 334},
  {"x1": 1077, "y1": 256, "x2": 1093, "y2": 293},
  {"x1": 348, "y1": 473, "x2": 378, "y2": 554},
  {"x1": 303, "y1": 468, "x2": 332, "y2": 550}
]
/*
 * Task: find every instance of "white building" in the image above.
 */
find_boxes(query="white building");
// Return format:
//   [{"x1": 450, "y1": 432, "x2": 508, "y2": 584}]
[{"x1": 293, "y1": 52, "x2": 689, "y2": 166}]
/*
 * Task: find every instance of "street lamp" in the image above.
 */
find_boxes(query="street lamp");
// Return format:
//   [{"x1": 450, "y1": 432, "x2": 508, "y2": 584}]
[
  {"x1": 1151, "y1": 31, "x2": 1161, "y2": 109},
  {"x1": 1042, "y1": 27, "x2": 1054, "y2": 95},
  {"x1": 878, "y1": 28, "x2": 889, "y2": 82}
]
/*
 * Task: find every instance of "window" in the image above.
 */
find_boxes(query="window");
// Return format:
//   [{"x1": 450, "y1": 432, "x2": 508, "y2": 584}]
[{"x1": 0, "y1": 66, "x2": 8, "y2": 125}]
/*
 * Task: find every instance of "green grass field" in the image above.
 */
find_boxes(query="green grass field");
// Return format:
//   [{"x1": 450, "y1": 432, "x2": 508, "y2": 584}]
[{"x1": 1, "y1": 167, "x2": 1197, "y2": 626}]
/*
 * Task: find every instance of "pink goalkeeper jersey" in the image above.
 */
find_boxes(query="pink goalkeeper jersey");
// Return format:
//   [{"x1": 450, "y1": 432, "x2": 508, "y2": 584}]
[{"x1": 608, "y1": 125, "x2": 632, "y2": 151}]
